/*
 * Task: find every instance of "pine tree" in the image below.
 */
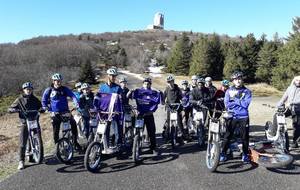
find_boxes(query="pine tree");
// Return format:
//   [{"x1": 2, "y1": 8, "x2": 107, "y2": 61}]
[
  {"x1": 189, "y1": 35, "x2": 210, "y2": 76},
  {"x1": 208, "y1": 33, "x2": 224, "y2": 80},
  {"x1": 240, "y1": 33, "x2": 260, "y2": 82},
  {"x1": 79, "y1": 59, "x2": 96, "y2": 84},
  {"x1": 255, "y1": 41, "x2": 278, "y2": 83},
  {"x1": 272, "y1": 33, "x2": 300, "y2": 89},
  {"x1": 223, "y1": 41, "x2": 244, "y2": 79},
  {"x1": 288, "y1": 17, "x2": 300, "y2": 40},
  {"x1": 167, "y1": 33, "x2": 192, "y2": 75}
]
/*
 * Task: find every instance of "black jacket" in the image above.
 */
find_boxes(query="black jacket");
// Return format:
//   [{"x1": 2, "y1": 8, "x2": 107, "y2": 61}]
[
  {"x1": 9, "y1": 94, "x2": 42, "y2": 119},
  {"x1": 189, "y1": 87, "x2": 212, "y2": 107},
  {"x1": 163, "y1": 84, "x2": 182, "y2": 105}
]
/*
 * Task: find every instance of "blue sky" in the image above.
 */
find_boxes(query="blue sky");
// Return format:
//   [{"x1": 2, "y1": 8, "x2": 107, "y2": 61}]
[{"x1": 0, "y1": 0, "x2": 299, "y2": 43}]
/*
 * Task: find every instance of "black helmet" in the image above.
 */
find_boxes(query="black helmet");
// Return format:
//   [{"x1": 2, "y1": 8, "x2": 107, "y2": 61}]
[{"x1": 231, "y1": 71, "x2": 243, "y2": 81}]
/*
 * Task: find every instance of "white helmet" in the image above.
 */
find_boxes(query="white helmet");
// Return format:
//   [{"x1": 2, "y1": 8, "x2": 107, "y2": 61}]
[
  {"x1": 22, "y1": 82, "x2": 33, "y2": 89},
  {"x1": 166, "y1": 74, "x2": 175, "y2": 82},
  {"x1": 119, "y1": 77, "x2": 127, "y2": 83},
  {"x1": 205, "y1": 77, "x2": 212, "y2": 82},
  {"x1": 181, "y1": 80, "x2": 188, "y2": 85},
  {"x1": 191, "y1": 75, "x2": 198, "y2": 80},
  {"x1": 51, "y1": 73, "x2": 63, "y2": 81},
  {"x1": 81, "y1": 83, "x2": 90, "y2": 89},
  {"x1": 75, "y1": 82, "x2": 82, "y2": 88},
  {"x1": 106, "y1": 68, "x2": 118, "y2": 76}
]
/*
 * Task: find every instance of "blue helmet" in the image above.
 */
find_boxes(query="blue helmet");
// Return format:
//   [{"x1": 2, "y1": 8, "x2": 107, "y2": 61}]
[
  {"x1": 231, "y1": 71, "x2": 243, "y2": 81},
  {"x1": 221, "y1": 80, "x2": 230, "y2": 87},
  {"x1": 22, "y1": 82, "x2": 33, "y2": 89}
]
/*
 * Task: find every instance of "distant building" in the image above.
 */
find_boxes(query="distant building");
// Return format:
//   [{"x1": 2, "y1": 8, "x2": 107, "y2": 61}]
[{"x1": 146, "y1": 12, "x2": 164, "y2": 30}]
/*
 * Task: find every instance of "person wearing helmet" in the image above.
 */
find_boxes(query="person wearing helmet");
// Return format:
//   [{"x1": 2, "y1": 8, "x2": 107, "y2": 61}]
[
  {"x1": 128, "y1": 77, "x2": 162, "y2": 155},
  {"x1": 78, "y1": 83, "x2": 94, "y2": 139},
  {"x1": 180, "y1": 80, "x2": 192, "y2": 141},
  {"x1": 99, "y1": 67, "x2": 122, "y2": 94},
  {"x1": 205, "y1": 76, "x2": 217, "y2": 101},
  {"x1": 213, "y1": 80, "x2": 230, "y2": 114},
  {"x1": 73, "y1": 82, "x2": 82, "y2": 101},
  {"x1": 190, "y1": 75, "x2": 199, "y2": 90},
  {"x1": 8, "y1": 82, "x2": 43, "y2": 170},
  {"x1": 42, "y1": 73, "x2": 82, "y2": 151},
  {"x1": 119, "y1": 77, "x2": 130, "y2": 106},
  {"x1": 220, "y1": 71, "x2": 252, "y2": 163},
  {"x1": 189, "y1": 78, "x2": 212, "y2": 139},
  {"x1": 163, "y1": 74, "x2": 184, "y2": 142},
  {"x1": 277, "y1": 76, "x2": 300, "y2": 148}
]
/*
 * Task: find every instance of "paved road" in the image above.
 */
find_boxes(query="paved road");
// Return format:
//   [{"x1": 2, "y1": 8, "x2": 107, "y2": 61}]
[{"x1": 1, "y1": 74, "x2": 300, "y2": 190}]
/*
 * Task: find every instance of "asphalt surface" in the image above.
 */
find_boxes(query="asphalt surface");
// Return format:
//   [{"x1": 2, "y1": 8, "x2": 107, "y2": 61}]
[{"x1": 1, "y1": 74, "x2": 300, "y2": 190}]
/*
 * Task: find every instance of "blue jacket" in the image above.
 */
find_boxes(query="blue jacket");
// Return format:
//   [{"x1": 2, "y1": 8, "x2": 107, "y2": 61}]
[
  {"x1": 99, "y1": 83, "x2": 122, "y2": 94},
  {"x1": 224, "y1": 86, "x2": 252, "y2": 119},
  {"x1": 42, "y1": 86, "x2": 78, "y2": 113}
]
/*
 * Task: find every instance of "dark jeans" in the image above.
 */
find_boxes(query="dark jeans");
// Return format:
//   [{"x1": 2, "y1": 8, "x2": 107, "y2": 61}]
[
  {"x1": 144, "y1": 114, "x2": 157, "y2": 150},
  {"x1": 19, "y1": 120, "x2": 28, "y2": 161},
  {"x1": 51, "y1": 113, "x2": 78, "y2": 144},
  {"x1": 181, "y1": 108, "x2": 192, "y2": 135},
  {"x1": 222, "y1": 118, "x2": 249, "y2": 155},
  {"x1": 292, "y1": 115, "x2": 300, "y2": 143},
  {"x1": 82, "y1": 116, "x2": 90, "y2": 139},
  {"x1": 105, "y1": 120, "x2": 123, "y2": 147}
]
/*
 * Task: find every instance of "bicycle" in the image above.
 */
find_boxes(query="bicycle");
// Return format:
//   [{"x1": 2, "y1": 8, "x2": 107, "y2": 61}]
[
  {"x1": 164, "y1": 103, "x2": 182, "y2": 148},
  {"x1": 54, "y1": 112, "x2": 75, "y2": 164},
  {"x1": 84, "y1": 111, "x2": 120, "y2": 173},
  {"x1": 123, "y1": 105, "x2": 135, "y2": 148},
  {"x1": 264, "y1": 104, "x2": 289, "y2": 153},
  {"x1": 132, "y1": 105, "x2": 150, "y2": 163},
  {"x1": 10, "y1": 109, "x2": 44, "y2": 164},
  {"x1": 192, "y1": 105, "x2": 206, "y2": 147}
]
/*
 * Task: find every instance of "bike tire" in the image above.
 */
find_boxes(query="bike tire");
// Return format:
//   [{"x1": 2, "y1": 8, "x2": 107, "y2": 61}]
[
  {"x1": 257, "y1": 153, "x2": 293, "y2": 168},
  {"x1": 56, "y1": 137, "x2": 74, "y2": 164},
  {"x1": 31, "y1": 133, "x2": 44, "y2": 164},
  {"x1": 84, "y1": 141, "x2": 102, "y2": 173},
  {"x1": 206, "y1": 140, "x2": 220, "y2": 172},
  {"x1": 132, "y1": 134, "x2": 141, "y2": 164},
  {"x1": 197, "y1": 124, "x2": 205, "y2": 147}
]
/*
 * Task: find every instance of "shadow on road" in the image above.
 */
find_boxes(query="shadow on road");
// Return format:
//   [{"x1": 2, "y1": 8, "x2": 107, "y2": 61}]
[{"x1": 214, "y1": 159, "x2": 258, "y2": 174}]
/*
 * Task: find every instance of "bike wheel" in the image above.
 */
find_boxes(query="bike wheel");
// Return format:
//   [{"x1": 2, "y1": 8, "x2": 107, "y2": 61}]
[
  {"x1": 197, "y1": 124, "x2": 205, "y2": 147},
  {"x1": 206, "y1": 140, "x2": 220, "y2": 172},
  {"x1": 56, "y1": 137, "x2": 74, "y2": 164},
  {"x1": 170, "y1": 126, "x2": 176, "y2": 149},
  {"x1": 30, "y1": 133, "x2": 44, "y2": 164},
  {"x1": 257, "y1": 153, "x2": 293, "y2": 168},
  {"x1": 132, "y1": 134, "x2": 141, "y2": 164},
  {"x1": 84, "y1": 141, "x2": 102, "y2": 172}
]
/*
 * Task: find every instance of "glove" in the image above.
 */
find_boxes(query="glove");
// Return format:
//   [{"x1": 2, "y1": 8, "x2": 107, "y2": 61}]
[
  {"x1": 229, "y1": 90, "x2": 238, "y2": 99},
  {"x1": 197, "y1": 100, "x2": 203, "y2": 106},
  {"x1": 8, "y1": 108, "x2": 18, "y2": 113}
]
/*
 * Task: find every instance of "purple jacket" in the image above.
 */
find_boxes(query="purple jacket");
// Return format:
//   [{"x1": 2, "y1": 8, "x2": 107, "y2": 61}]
[
  {"x1": 224, "y1": 86, "x2": 252, "y2": 119},
  {"x1": 93, "y1": 92, "x2": 123, "y2": 121},
  {"x1": 131, "y1": 87, "x2": 161, "y2": 115}
]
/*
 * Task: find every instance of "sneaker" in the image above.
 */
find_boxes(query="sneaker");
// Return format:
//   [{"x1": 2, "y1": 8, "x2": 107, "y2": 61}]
[
  {"x1": 242, "y1": 154, "x2": 250, "y2": 163},
  {"x1": 219, "y1": 153, "x2": 227, "y2": 162},
  {"x1": 18, "y1": 161, "x2": 25, "y2": 170},
  {"x1": 74, "y1": 142, "x2": 82, "y2": 152},
  {"x1": 102, "y1": 148, "x2": 114, "y2": 154},
  {"x1": 152, "y1": 149, "x2": 159, "y2": 156}
]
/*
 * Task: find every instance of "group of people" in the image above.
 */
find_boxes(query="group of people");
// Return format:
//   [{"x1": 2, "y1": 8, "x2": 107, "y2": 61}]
[{"x1": 8, "y1": 66, "x2": 300, "y2": 170}]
